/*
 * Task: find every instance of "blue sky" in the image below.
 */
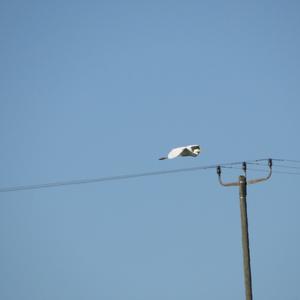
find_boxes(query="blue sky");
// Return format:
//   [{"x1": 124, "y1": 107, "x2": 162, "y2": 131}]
[{"x1": 1, "y1": 1, "x2": 300, "y2": 299}]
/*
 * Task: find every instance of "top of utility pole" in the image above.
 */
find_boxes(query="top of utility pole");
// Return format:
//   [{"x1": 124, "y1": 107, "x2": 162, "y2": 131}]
[{"x1": 217, "y1": 159, "x2": 272, "y2": 186}]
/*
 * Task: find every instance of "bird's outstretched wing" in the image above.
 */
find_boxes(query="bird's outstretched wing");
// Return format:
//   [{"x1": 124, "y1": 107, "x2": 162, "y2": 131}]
[
  {"x1": 180, "y1": 148, "x2": 193, "y2": 157},
  {"x1": 168, "y1": 147, "x2": 186, "y2": 159}
]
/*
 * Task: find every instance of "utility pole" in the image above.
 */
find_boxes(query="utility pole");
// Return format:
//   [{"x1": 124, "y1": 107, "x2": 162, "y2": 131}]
[{"x1": 217, "y1": 159, "x2": 273, "y2": 300}]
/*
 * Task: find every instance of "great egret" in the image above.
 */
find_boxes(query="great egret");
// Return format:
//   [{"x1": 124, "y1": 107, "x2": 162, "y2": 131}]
[{"x1": 159, "y1": 145, "x2": 201, "y2": 160}]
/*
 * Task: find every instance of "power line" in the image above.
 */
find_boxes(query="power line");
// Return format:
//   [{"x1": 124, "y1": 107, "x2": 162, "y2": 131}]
[
  {"x1": 0, "y1": 158, "x2": 299, "y2": 193},
  {"x1": 0, "y1": 158, "x2": 270, "y2": 193},
  {"x1": 273, "y1": 158, "x2": 300, "y2": 164},
  {"x1": 248, "y1": 162, "x2": 300, "y2": 170},
  {"x1": 223, "y1": 166, "x2": 300, "y2": 176}
]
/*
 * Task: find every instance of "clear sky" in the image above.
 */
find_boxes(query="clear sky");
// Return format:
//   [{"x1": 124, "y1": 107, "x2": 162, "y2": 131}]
[{"x1": 1, "y1": 1, "x2": 300, "y2": 299}]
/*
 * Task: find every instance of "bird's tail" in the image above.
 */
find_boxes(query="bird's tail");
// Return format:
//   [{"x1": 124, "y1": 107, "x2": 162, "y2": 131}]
[{"x1": 159, "y1": 157, "x2": 167, "y2": 160}]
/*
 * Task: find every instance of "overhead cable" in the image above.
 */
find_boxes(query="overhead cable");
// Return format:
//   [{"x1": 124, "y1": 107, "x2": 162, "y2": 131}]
[{"x1": 0, "y1": 158, "x2": 299, "y2": 193}]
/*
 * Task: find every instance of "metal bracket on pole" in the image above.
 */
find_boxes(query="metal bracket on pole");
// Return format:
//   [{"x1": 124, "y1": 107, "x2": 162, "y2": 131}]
[
  {"x1": 247, "y1": 159, "x2": 272, "y2": 185},
  {"x1": 217, "y1": 159, "x2": 272, "y2": 186},
  {"x1": 216, "y1": 159, "x2": 272, "y2": 300}
]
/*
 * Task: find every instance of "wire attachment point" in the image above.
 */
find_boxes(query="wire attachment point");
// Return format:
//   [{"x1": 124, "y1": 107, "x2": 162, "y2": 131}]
[
  {"x1": 242, "y1": 162, "x2": 247, "y2": 177},
  {"x1": 217, "y1": 166, "x2": 221, "y2": 176},
  {"x1": 268, "y1": 158, "x2": 272, "y2": 168}
]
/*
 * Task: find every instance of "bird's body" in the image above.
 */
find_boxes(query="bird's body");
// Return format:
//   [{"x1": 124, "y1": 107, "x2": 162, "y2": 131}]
[{"x1": 159, "y1": 145, "x2": 201, "y2": 160}]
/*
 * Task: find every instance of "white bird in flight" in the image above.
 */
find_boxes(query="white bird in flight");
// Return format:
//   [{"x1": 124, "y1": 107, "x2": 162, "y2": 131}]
[{"x1": 159, "y1": 145, "x2": 201, "y2": 160}]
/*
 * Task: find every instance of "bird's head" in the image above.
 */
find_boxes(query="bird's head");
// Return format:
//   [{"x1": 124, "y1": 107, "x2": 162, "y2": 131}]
[{"x1": 191, "y1": 145, "x2": 201, "y2": 155}]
